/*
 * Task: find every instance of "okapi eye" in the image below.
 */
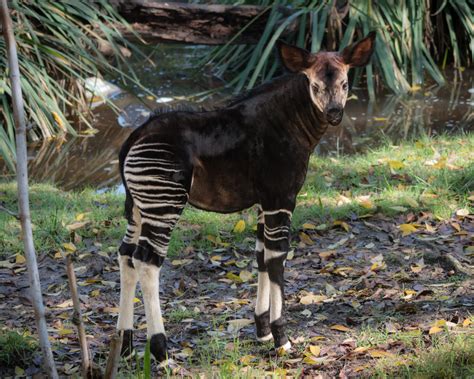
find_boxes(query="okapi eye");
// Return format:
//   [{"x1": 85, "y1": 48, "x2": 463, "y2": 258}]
[
  {"x1": 312, "y1": 83, "x2": 320, "y2": 94},
  {"x1": 342, "y1": 82, "x2": 348, "y2": 91}
]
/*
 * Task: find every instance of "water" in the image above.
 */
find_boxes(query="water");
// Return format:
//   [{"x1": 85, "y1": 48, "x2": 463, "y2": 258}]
[{"x1": 1, "y1": 44, "x2": 472, "y2": 191}]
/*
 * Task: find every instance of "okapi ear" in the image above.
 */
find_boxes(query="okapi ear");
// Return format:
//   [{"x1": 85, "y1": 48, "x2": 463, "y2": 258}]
[
  {"x1": 341, "y1": 31, "x2": 376, "y2": 67},
  {"x1": 277, "y1": 40, "x2": 313, "y2": 73}
]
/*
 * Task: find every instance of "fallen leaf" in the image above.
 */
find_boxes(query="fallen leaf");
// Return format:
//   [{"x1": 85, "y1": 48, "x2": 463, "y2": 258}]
[
  {"x1": 309, "y1": 345, "x2": 321, "y2": 356},
  {"x1": 369, "y1": 349, "x2": 394, "y2": 358},
  {"x1": 239, "y1": 270, "x2": 253, "y2": 282},
  {"x1": 301, "y1": 309, "x2": 312, "y2": 318},
  {"x1": 302, "y1": 223, "x2": 317, "y2": 230},
  {"x1": 171, "y1": 259, "x2": 193, "y2": 266},
  {"x1": 66, "y1": 221, "x2": 90, "y2": 231},
  {"x1": 233, "y1": 220, "x2": 246, "y2": 233},
  {"x1": 399, "y1": 224, "x2": 417, "y2": 236},
  {"x1": 360, "y1": 199, "x2": 376, "y2": 210},
  {"x1": 0, "y1": 260, "x2": 14, "y2": 269},
  {"x1": 463, "y1": 319, "x2": 471, "y2": 327},
  {"x1": 240, "y1": 355, "x2": 256, "y2": 365},
  {"x1": 333, "y1": 220, "x2": 350, "y2": 232},
  {"x1": 56, "y1": 299, "x2": 73, "y2": 308},
  {"x1": 15, "y1": 254, "x2": 26, "y2": 264},
  {"x1": 299, "y1": 232, "x2": 314, "y2": 245},
  {"x1": 319, "y1": 251, "x2": 336, "y2": 260},
  {"x1": 388, "y1": 160, "x2": 405, "y2": 170},
  {"x1": 429, "y1": 326, "x2": 443, "y2": 335},
  {"x1": 57, "y1": 328, "x2": 74, "y2": 336},
  {"x1": 75, "y1": 213, "x2": 86, "y2": 221},
  {"x1": 62, "y1": 242, "x2": 77, "y2": 252},
  {"x1": 226, "y1": 272, "x2": 243, "y2": 283},
  {"x1": 227, "y1": 318, "x2": 253, "y2": 333},
  {"x1": 300, "y1": 294, "x2": 327, "y2": 305},
  {"x1": 330, "y1": 324, "x2": 351, "y2": 332}
]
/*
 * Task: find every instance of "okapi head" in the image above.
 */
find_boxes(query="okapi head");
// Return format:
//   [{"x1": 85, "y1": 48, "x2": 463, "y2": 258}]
[{"x1": 277, "y1": 32, "x2": 376, "y2": 126}]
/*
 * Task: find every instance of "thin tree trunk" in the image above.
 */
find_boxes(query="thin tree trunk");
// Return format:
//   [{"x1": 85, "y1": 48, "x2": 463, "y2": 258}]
[{"x1": 0, "y1": 1, "x2": 58, "y2": 378}]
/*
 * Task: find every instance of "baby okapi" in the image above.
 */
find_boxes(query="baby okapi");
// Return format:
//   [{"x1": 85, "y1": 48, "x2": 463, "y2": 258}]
[{"x1": 117, "y1": 32, "x2": 375, "y2": 363}]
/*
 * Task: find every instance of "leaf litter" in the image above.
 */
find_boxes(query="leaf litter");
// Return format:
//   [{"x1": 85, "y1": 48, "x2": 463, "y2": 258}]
[{"x1": 0, "y1": 210, "x2": 473, "y2": 377}]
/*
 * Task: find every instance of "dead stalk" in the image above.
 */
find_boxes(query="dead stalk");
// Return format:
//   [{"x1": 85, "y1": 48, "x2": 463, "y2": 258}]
[
  {"x1": 0, "y1": 1, "x2": 58, "y2": 377},
  {"x1": 104, "y1": 331, "x2": 123, "y2": 379},
  {"x1": 65, "y1": 255, "x2": 94, "y2": 378}
]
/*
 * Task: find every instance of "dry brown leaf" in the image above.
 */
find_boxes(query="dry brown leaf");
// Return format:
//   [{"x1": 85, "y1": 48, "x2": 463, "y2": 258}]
[
  {"x1": 299, "y1": 232, "x2": 314, "y2": 245},
  {"x1": 309, "y1": 345, "x2": 321, "y2": 357},
  {"x1": 300, "y1": 294, "x2": 327, "y2": 305},
  {"x1": 330, "y1": 324, "x2": 351, "y2": 332}
]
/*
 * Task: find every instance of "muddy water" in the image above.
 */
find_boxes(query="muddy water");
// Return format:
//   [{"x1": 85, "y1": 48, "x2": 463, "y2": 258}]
[{"x1": 2, "y1": 44, "x2": 472, "y2": 191}]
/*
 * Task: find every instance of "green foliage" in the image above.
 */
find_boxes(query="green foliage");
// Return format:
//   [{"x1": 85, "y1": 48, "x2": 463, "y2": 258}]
[
  {"x1": 0, "y1": 0, "x2": 145, "y2": 171},
  {"x1": 0, "y1": 330, "x2": 38, "y2": 368},
  {"x1": 206, "y1": 0, "x2": 473, "y2": 97}
]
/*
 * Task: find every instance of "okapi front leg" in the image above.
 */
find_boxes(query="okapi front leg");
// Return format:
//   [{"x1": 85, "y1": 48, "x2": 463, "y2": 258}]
[
  {"x1": 254, "y1": 206, "x2": 272, "y2": 342},
  {"x1": 263, "y1": 209, "x2": 292, "y2": 352}
]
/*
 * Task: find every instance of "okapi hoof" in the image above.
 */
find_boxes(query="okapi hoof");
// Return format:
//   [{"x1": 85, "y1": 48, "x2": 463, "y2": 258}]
[
  {"x1": 150, "y1": 333, "x2": 168, "y2": 363},
  {"x1": 270, "y1": 318, "x2": 290, "y2": 352},
  {"x1": 255, "y1": 310, "x2": 273, "y2": 342},
  {"x1": 276, "y1": 340, "x2": 292, "y2": 355},
  {"x1": 120, "y1": 329, "x2": 134, "y2": 358}
]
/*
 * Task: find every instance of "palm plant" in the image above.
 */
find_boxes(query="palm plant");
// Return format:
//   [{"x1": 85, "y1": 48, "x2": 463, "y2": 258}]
[
  {"x1": 205, "y1": 0, "x2": 473, "y2": 98},
  {"x1": 0, "y1": 0, "x2": 147, "y2": 171}
]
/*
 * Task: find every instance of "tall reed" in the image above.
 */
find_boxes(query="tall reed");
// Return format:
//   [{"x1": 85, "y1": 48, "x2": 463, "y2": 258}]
[
  {"x1": 206, "y1": 0, "x2": 473, "y2": 97},
  {"x1": 0, "y1": 0, "x2": 146, "y2": 171}
]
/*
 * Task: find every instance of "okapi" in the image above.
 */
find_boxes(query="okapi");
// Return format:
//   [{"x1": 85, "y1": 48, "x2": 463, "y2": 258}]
[{"x1": 117, "y1": 32, "x2": 376, "y2": 363}]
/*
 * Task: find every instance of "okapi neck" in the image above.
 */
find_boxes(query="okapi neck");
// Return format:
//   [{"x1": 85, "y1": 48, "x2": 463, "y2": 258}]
[{"x1": 234, "y1": 73, "x2": 328, "y2": 149}]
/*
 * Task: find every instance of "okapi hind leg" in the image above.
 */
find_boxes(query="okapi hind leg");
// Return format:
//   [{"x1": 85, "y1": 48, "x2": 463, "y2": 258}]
[
  {"x1": 125, "y1": 138, "x2": 191, "y2": 363},
  {"x1": 117, "y1": 204, "x2": 141, "y2": 357},
  {"x1": 254, "y1": 206, "x2": 272, "y2": 342},
  {"x1": 263, "y1": 208, "x2": 293, "y2": 352}
]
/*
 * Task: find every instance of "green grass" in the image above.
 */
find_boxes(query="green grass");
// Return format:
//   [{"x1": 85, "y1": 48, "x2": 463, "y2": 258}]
[
  {"x1": 0, "y1": 330, "x2": 38, "y2": 369},
  {"x1": 372, "y1": 333, "x2": 474, "y2": 378},
  {"x1": 0, "y1": 134, "x2": 473, "y2": 260}
]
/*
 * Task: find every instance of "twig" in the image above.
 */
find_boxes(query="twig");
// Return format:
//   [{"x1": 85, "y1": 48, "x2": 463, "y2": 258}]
[
  {"x1": 446, "y1": 254, "x2": 474, "y2": 276},
  {"x1": 65, "y1": 255, "x2": 95, "y2": 378},
  {"x1": 0, "y1": 203, "x2": 19, "y2": 219},
  {"x1": 104, "y1": 331, "x2": 123, "y2": 379},
  {"x1": 0, "y1": 1, "x2": 58, "y2": 377}
]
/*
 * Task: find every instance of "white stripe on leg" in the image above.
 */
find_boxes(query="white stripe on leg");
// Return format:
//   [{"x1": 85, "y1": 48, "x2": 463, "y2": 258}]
[
  {"x1": 255, "y1": 271, "x2": 270, "y2": 316},
  {"x1": 269, "y1": 281, "x2": 282, "y2": 324},
  {"x1": 136, "y1": 261, "x2": 165, "y2": 337},
  {"x1": 117, "y1": 255, "x2": 138, "y2": 331}
]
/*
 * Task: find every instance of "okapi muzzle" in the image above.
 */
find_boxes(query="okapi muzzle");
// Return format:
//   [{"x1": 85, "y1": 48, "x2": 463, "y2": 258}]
[{"x1": 115, "y1": 32, "x2": 375, "y2": 365}]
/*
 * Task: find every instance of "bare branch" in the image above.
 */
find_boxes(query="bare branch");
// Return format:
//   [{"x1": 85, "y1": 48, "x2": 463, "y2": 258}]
[{"x1": 0, "y1": 203, "x2": 19, "y2": 219}]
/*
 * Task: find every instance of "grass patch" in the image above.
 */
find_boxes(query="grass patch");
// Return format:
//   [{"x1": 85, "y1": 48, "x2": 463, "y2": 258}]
[
  {"x1": 372, "y1": 334, "x2": 474, "y2": 378},
  {"x1": 0, "y1": 330, "x2": 38, "y2": 369},
  {"x1": 0, "y1": 135, "x2": 472, "y2": 259}
]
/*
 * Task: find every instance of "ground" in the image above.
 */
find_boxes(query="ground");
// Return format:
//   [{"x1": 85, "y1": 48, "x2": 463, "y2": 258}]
[{"x1": 0, "y1": 136, "x2": 473, "y2": 377}]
